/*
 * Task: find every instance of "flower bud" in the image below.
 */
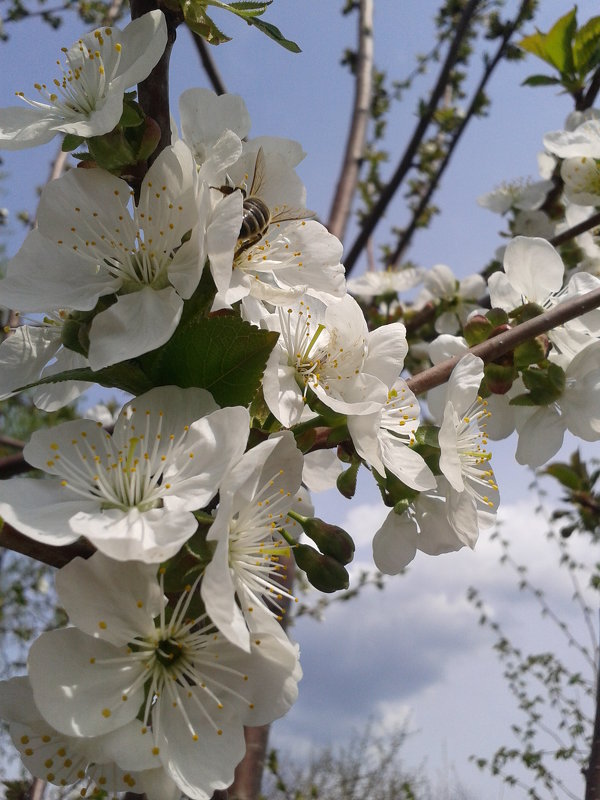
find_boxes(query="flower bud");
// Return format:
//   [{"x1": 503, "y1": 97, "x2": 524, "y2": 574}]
[
  {"x1": 299, "y1": 516, "x2": 355, "y2": 565},
  {"x1": 293, "y1": 543, "x2": 350, "y2": 592},
  {"x1": 336, "y1": 460, "x2": 360, "y2": 499}
]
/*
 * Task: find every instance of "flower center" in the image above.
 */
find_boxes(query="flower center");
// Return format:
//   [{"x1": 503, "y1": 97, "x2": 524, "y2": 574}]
[
  {"x1": 48, "y1": 410, "x2": 192, "y2": 512},
  {"x1": 457, "y1": 396, "x2": 498, "y2": 509},
  {"x1": 15, "y1": 28, "x2": 122, "y2": 119},
  {"x1": 228, "y1": 470, "x2": 295, "y2": 617}
]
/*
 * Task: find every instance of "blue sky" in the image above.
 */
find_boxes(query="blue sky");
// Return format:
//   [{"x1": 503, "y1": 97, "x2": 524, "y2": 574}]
[{"x1": 1, "y1": 1, "x2": 600, "y2": 797}]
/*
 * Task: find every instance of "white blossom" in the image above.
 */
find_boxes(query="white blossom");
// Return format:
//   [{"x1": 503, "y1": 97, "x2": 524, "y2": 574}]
[
  {"x1": 0, "y1": 141, "x2": 212, "y2": 369},
  {"x1": 201, "y1": 432, "x2": 305, "y2": 651},
  {"x1": 0, "y1": 12, "x2": 167, "y2": 149},
  {"x1": 0, "y1": 677, "x2": 180, "y2": 800},
  {"x1": 28, "y1": 553, "x2": 300, "y2": 800},
  {"x1": 0, "y1": 386, "x2": 249, "y2": 562}
]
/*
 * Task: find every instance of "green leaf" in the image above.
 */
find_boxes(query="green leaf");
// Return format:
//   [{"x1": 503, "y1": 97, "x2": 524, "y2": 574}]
[
  {"x1": 227, "y1": 0, "x2": 270, "y2": 17},
  {"x1": 246, "y1": 17, "x2": 301, "y2": 52},
  {"x1": 521, "y1": 74, "x2": 563, "y2": 87},
  {"x1": 181, "y1": 1, "x2": 232, "y2": 43},
  {"x1": 543, "y1": 7, "x2": 577, "y2": 74},
  {"x1": 520, "y1": 8, "x2": 577, "y2": 74},
  {"x1": 545, "y1": 463, "x2": 584, "y2": 491},
  {"x1": 14, "y1": 362, "x2": 153, "y2": 397},
  {"x1": 228, "y1": 1, "x2": 271, "y2": 9},
  {"x1": 147, "y1": 315, "x2": 279, "y2": 407},
  {"x1": 573, "y1": 15, "x2": 600, "y2": 73}
]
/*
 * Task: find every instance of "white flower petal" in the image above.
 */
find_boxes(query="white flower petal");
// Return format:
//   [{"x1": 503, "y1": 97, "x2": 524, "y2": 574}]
[
  {"x1": 372, "y1": 510, "x2": 418, "y2": 573},
  {"x1": 56, "y1": 553, "x2": 164, "y2": 644},
  {"x1": 88, "y1": 286, "x2": 183, "y2": 369},
  {"x1": 29, "y1": 628, "x2": 144, "y2": 737}
]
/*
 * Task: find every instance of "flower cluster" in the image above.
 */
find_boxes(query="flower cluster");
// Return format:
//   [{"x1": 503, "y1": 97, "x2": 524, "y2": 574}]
[{"x1": 2, "y1": 10, "x2": 600, "y2": 798}]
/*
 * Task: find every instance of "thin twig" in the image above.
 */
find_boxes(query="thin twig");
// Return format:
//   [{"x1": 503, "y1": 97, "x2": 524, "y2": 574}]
[
  {"x1": 28, "y1": 778, "x2": 45, "y2": 800},
  {"x1": 550, "y1": 210, "x2": 600, "y2": 248},
  {"x1": 327, "y1": 0, "x2": 374, "y2": 242},
  {"x1": 390, "y1": 0, "x2": 533, "y2": 265},
  {"x1": 406, "y1": 285, "x2": 600, "y2": 395},
  {"x1": 0, "y1": 452, "x2": 33, "y2": 478},
  {"x1": 0, "y1": 434, "x2": 25, "y2": 449},
  {"x1": 343, "y1": 0, "x2": 484, "y2": 274},
  {"x1": 190, "y1": 31, "x2": 228, "y2": 95}
]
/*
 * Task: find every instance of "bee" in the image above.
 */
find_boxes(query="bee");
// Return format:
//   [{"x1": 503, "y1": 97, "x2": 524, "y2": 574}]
[{"x1": 216, "y1": 147, "x2": 315, "y2": 257}]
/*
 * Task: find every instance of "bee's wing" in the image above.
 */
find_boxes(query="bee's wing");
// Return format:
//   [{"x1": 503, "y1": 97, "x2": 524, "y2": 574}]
[
  {"x1": 270, "y1": 206, "x2": 317, "y2": 225},
  {"x1": 248, "y1": 147, "x2": 267, "y2": 197}
]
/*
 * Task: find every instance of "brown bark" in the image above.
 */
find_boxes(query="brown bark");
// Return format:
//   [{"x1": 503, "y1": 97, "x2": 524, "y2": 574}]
[
  {"x1": 327, "y1": 0, "x2": 374, "y2": 243},
  {"x1": 224, "y1": 552, "x2": 296, "y2": 800},
  {"x1": 585, "y1": 652, "x2": 600, "y2": 800},
  {"x1": 130, "y1": 0, "x2": 183, "y2": 161}
]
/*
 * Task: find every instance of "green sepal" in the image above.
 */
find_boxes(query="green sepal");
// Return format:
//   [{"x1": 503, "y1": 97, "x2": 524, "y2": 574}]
[
  {"x1": 119, "y1": 98, "x2": 145, "y2": 129},
  {"x1": 482, "y1": 361, "x2": 517, "y2": 395},
  {"x1": 292, "y1": 544, "x2": 349, "y2": 593},
  {"x1": 413, "y1": 425, "x2": 439, "y2": 448},
  {"x1": 463, "y1": 314, "x2": 493, "y2": 347},
  {"x1": 393, "y1": 498, "x2": 411, "y2": 516},
  {"x1": 509, "y1": 301, "x2": 544, "y2": 324},
  {"x1": 513, "y1": 335, "x2": 549, "y2": 368},
  {"x1": 510, "y1": 363, "x2": 565, "y2": 406},
  {"x1": 87, "y1": 128, "x2": 137, "y2": 171},
  {"x1": 485, "y1": 307, "x2": 509, "y2": 327},
  {"x1": 336, "y1": 458, "x2": 360, "y2": 499},
  {"x1": 62, "y1": 133, "x2": 85, "y2": 152}
]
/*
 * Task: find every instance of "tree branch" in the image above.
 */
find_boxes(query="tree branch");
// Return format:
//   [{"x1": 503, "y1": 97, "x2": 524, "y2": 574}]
[
  {"x1": 130, "y1": 0, "x2": 182, "y2": 161},
  {"x1": 342, "y1": 0, "x2": 484, "y2": 274},
  {"x1": 327, "y1": 0, "x2": 374, "y2": 242},
  {"x1": 389, "y1": 0, "x2": 533, "y2": 265},
  {"x1": 550, "y1": 210, "x2": 600, "y2": 248},
  {"x1": 0, "y1": 523, "x2": 93, "y2": 568},
  {"x1": 404, "y1": 210, "x2": 600, "y2": 337},
  {"x1": 406, "y1": 285, "x2": 600, "y2": 395},
  {"x1": 585, "y1": 633, "x2": 600, "y2": 800}
]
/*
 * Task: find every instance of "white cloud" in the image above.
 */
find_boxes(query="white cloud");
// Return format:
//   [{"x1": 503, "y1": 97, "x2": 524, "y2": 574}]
[{"x1": 277, "y1": 493, "x2": 597, "y2": 800}]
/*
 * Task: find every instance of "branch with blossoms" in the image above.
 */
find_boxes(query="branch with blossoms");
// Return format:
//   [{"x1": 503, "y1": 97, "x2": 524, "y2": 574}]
[{"x1": 2, "y1": 4, "x2": 600, "y2": 800}]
